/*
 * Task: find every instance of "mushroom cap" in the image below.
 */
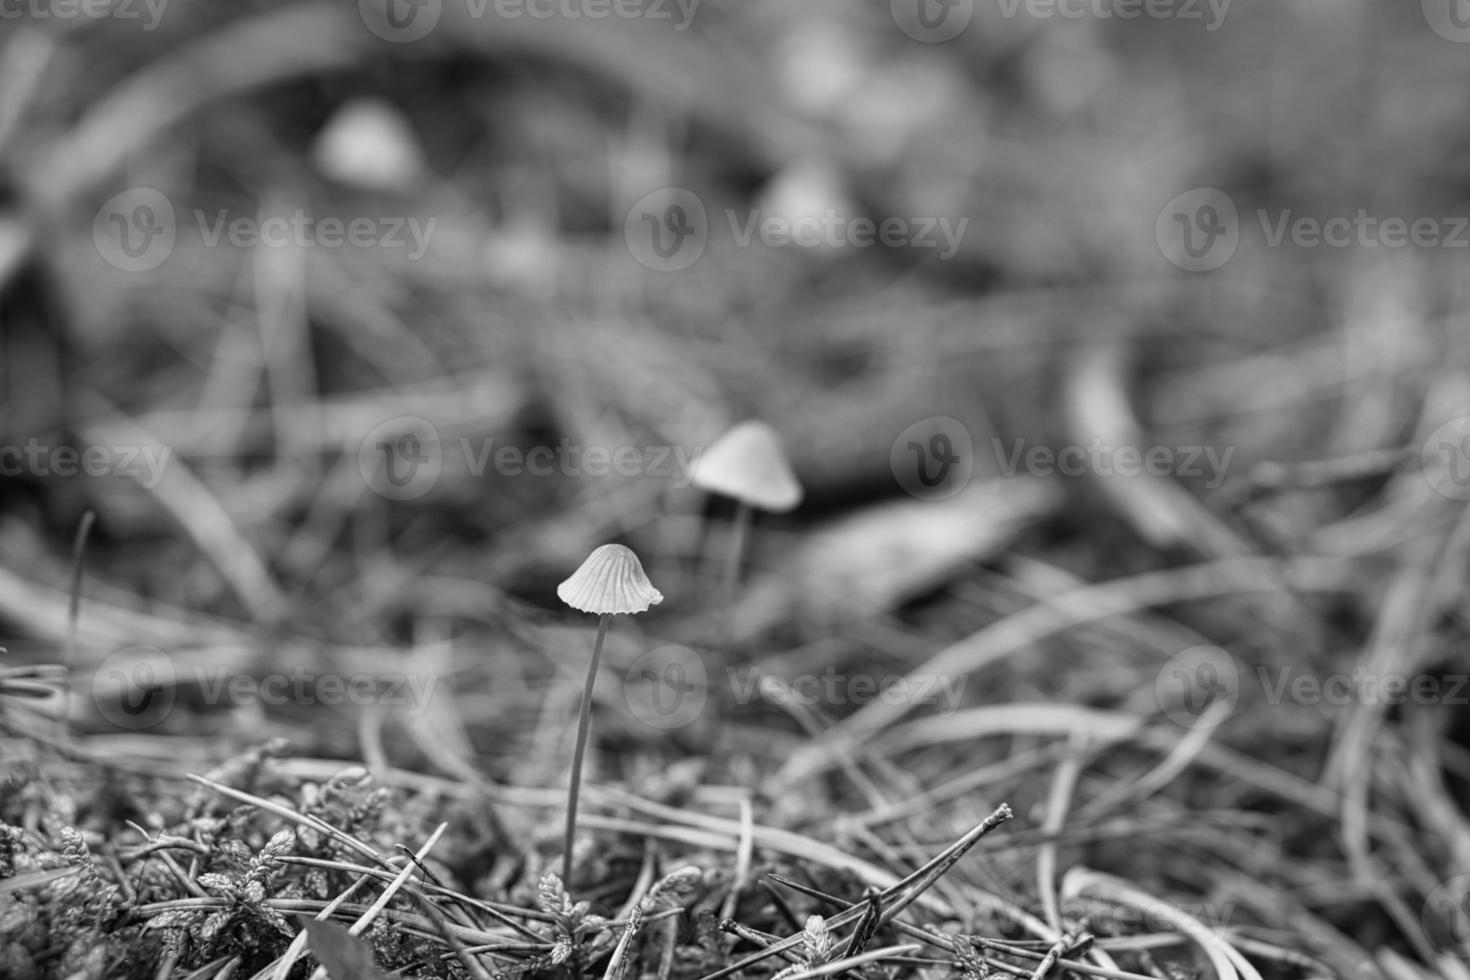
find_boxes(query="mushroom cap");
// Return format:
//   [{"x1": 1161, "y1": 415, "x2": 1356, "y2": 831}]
[
  {"x1": 689, "y1": 421, "x2": 804, "y2": 513},
  {"x1": 557, "y1": 544, "x2": 663, "y2": 615}
]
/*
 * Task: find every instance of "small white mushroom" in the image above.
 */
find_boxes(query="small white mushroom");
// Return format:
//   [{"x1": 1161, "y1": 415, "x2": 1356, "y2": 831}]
[
  {"x1": 557, "y1": 544, "x2": 664, "y2": 615},
  {"x1": 556, "y1": 544, "x2": 661, "y2": 885},
  {"x1": 690, "y1": 421, "x2": 803, "y2": 597}
]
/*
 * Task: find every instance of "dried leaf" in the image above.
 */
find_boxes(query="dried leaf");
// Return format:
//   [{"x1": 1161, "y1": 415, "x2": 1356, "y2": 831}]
[
  {"x1": 301, "y1": 917, "x2": 394, "y2": 980},
  {"x1": 722, "y1": 478, "x2": 1062, "y2": 640}
]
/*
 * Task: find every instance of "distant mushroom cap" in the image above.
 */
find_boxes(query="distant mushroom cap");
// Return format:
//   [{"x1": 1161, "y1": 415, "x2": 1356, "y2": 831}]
[
  {"x1": 557, "y1": 544, "x2": 663, "y2": 615},
  {"x1": 689, "y1": 421, "x2": 804, "y2": 513}
]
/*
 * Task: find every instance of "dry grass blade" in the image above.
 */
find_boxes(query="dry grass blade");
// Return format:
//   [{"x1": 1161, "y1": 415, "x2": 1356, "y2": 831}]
[
  {"x1": 778, "y1": 880, "x2": 1154, "y2": 980},
  {"x1": 602, "y1": 905, "x2": 644, "y2": 980},
  {"x1": 1061, "y1": 868, "x2": 1263, "y2": 980},
  {"x1": 1064, "y1": 339, "x2": 1252, "y2": 559},
  {"x1": 186, "y1": 774, "x2": 387, "y2": 868},
  {"x1": 777, "y1": 556, "x2": 1355, "y2": 785},
  {"x1": 774, "y1": 943, "x2": 920, "y2": 980},
  {"x1": 0, "y1": 866, "x2": 80, "y2": 894},
  {"x1": 695, "y1": 806, "x2": 1010, "y2": 980},
  {"x1": 78, "y1": 397, "x2": 285, "y2": 621},
  {"x1": 22, "y1": 5, "x2": 372, "y2": 207},
  {"x1": 297, "y1": 823, "x2": 450, "y2": 980},
  {"x1": 716, "y1": 477, "x2": 1062, "y2": 644}
]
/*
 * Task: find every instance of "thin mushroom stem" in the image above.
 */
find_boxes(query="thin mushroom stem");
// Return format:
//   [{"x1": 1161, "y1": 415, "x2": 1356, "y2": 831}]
[
  {"x1": 563, "y1": 611, "x2": 611, "y2": 887},
  {"x1": 722, "y1": 501, "x2": 752, "y2": 600}
]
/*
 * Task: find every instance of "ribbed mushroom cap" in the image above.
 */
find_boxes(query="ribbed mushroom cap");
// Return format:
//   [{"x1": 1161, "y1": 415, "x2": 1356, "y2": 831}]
[
  {"x1": 557, "y1": 544, "x2": 663, "y2": 615},
  {"x1": 689, "y1": 421, "x2": 804, "y2": 513}
]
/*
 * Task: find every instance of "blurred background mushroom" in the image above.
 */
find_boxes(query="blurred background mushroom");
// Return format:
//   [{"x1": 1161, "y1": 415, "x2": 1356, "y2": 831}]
[{"x1": 688, "y1": 419, "x2": 803, "y2": 597}]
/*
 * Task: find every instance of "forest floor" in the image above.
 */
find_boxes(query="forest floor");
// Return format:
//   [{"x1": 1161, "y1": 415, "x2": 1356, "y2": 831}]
[{"x1": 2, "y1": 3, "x2": 1470, "y2": 978}]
